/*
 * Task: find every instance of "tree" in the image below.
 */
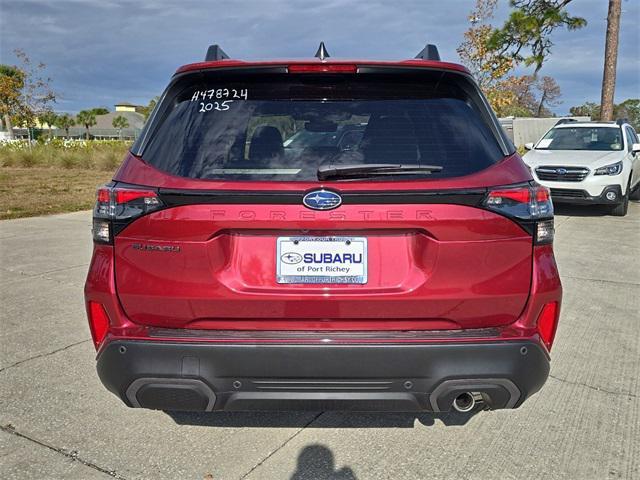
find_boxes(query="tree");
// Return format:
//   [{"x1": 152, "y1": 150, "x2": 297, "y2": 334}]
[
  {"x1": 457, "y1": 1, "x2": 563, "y2": 117},
  {"x1": 614, "y1": 99, "x2": 639, "y2": 130},
  {"x1": 11, "y1": 49, "x2": 56, "y2": 144},
  {"x1": 112, "y1": 115, "x2": 129, "y2": 140},
  {"x1": 600, "y1": 0, "x2": 621, "y2": 121},
  {"x1": 55, "y1": 113, "x2": 75, "y2": 138},
  {"x1": 137, "y1": 96, "x2": 159, "y2": 120},
  {"x1": 568, "y1": 99, "x2": 639, "y2": 129},
  {"x1": 486, "y1": 75, "x2": 560, "y2": 118},
  {"x1": 488, "y1": 76, "x2": 535, "y2": 117},
  {"x1": 487, "y1": 0, "x2": 587, "y2": 74},
  {"x1": 76, "y1": 110, "x2": 96, "y2": 140},
  {"x1": 457, "y1": 1, "x2": 521, "y2": 113},
  {"x1": 38, "y1": 110, "x2": 58, "y2": 138},
  {"x1": 534, "y1": 76, "x2": 562, "y2": 117},
  {"x1": 457, "y1": 0, "x2": 512, "y2": 90},
  {"x1": 488, "y1": 1, "x2": 622, "y2": 122},
  {"x1": 0, "y1": 64, "x2": 25, "y2": 139},
  {"x1": 569, "y1": 101, "x2": 601, "y2": 119},
  {"x1": 91, "y1": 107, "x2": 109, "y2": 115}
]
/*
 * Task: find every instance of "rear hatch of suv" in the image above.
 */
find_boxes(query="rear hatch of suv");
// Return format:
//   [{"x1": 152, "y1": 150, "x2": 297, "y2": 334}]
[{"x1": 104, "y1": 65, "x2": 543, "y2": 332}]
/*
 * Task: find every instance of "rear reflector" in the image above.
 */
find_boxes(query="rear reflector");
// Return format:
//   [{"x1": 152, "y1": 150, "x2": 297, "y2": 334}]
[
  {"x1": 87, "y1": 301, "x2": 110, "y2": 349},
  {"x1": 537, "y1": 302, "x2": 559, "y2": 351},
  {"x1": 288, "y1": 64, "x2": 357, "y2": 73}
]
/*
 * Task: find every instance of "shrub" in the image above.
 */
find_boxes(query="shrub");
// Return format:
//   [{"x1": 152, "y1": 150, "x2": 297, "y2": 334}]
[
  {"x1": 0, "y1": 140, "x2": 130, "y2": 171},
  {"x1": 0, "y1": 153, "x2": 16, "y2": 167},
  {"x1": 97, "y1": 150, "x2": 121, "y2": 171},
  {"x1": 60, "y1": 152, "x2": 78, "y2": 169},
  {"x1": 18, "y1": 150, "x2": 39, "y2": 167}
]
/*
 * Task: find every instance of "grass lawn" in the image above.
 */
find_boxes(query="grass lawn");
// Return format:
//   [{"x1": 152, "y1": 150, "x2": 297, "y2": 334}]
[
  {"x1": 0, "y1": 140, "x2": 128, "y2": 220},
  {"x1": 0, "y1": 167, "x2": 113, "y2": 219}
]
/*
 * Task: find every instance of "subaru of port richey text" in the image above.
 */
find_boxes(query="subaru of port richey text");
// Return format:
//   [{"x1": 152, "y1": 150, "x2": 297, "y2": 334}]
[{"x1": 84, "y1": 42, "x2": 562, "y2": 414}]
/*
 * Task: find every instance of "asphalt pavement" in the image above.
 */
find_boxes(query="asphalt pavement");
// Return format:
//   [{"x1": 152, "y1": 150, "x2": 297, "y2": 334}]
[{"x1": 1, "y1": 203, "x2": 639, "y2": 479}]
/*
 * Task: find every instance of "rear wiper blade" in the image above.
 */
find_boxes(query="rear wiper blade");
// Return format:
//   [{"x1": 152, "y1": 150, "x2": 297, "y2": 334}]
[{"x1": 317, "y1": 163, "x2": 443, "y2": 181}]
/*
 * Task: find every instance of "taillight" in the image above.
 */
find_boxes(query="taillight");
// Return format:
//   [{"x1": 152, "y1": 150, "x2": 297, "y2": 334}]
[
  {"x1": 93, "y1": 184, "x2": 163, "y2": 243},
  {"x1": 87, "y1": 301, "x2": 110, "y2": 349},
  {"x1": 537, "y1": 302, "x2": 559, "y2": 351},
  {"x1": 484, "y1": 183, "x2": 554, "y2": 244}
]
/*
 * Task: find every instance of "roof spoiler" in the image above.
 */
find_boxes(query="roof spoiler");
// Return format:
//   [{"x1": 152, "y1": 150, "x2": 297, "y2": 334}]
[
  {"x1": 415, "y1": 44, "x2": 441, "y2": 61},
  {"x1": 205, "y1": 44, "x2": 230, "y2": 61},
  {"x1": 203, "y1": 42, "x2": 442, "y2": 62}
]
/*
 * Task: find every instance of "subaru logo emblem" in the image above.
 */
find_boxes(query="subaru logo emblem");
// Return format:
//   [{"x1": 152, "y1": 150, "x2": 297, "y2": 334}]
[
  {"x1": 556, "y1": 168, "x2": 568, "y2": 175},
  {"x1": 280, "y1": 252, "x2": 302, "y2": 264},
  {"x1": 303, "y1": 190, "x2": 342, "y2": 210}
]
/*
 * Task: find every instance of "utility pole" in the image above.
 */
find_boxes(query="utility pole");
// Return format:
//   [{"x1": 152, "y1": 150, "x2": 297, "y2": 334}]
[{"x1": 600, "y1": 0, "x2": 621, "y2": 121}]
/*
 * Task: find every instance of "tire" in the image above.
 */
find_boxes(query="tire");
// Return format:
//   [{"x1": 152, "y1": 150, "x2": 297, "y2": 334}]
[
  {"x1": 630, "y1": 176, "x2": 640, "y2": 201},
  {"x1": 610, "y1": 181, "x2": 630, "y2": 216}
]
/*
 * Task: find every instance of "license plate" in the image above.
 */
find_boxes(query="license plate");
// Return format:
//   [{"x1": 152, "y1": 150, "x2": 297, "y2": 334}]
[{"x1": 276, "y1": 236, "x2": 368, "y2": 284}]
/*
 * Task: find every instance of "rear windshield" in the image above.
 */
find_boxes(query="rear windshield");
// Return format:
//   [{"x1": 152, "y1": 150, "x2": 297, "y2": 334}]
[
  {"x1": 138, "y1": 72, "x2": 506, "y2": 181},
  {"x1": 537, "y1": 126, "x2": 623, "y2": 151}
]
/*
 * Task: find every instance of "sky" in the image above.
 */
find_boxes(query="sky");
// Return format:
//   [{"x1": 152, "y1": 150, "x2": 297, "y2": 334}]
[{"x1": 0, "y1": 0, "x2": 638, "y2": 114}]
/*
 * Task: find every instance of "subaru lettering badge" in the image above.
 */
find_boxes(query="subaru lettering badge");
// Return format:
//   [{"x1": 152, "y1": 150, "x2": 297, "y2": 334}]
[
  {"x1": 556, "y1": 168, "x2": 567, "y2": 175},
  {"x1": 303, "y1": 190, "x2": 342, "y2": 210}
]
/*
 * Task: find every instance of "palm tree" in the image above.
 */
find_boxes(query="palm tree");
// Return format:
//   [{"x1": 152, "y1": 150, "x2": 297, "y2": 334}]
[
  {"x1": 76, "y1": 109, "x2": 96, "y2": 140},
  {"x1": 600, "y1": 0, "x2": 621, "y2": 121},
  {"x1": 112, "y1": 115, "x2": 129, "y2": 140},
  {"x1": 38, "y1": 111, "x2": 58, "y2": 139},
  {"x1": 55, "y1": 113, "x2": 75, "y2": 138}
]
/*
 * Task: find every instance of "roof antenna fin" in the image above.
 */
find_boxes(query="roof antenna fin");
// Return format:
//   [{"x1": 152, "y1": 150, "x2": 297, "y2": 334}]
[
  {"x1": 415, "y1": 44, "x2": 441, "y2": 61},
  {"x1": 205, "y1": 44, "x2": 230, "y2": 61},
  {"x1": 314, "y1": 42, "x2": 330, "y2": 61}
]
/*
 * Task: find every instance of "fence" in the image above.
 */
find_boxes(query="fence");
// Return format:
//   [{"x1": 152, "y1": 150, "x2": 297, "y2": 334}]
[
  {"x1": 499, "y1": 117, "x2": 591, "y2": 147},
  {"x1": 10, "y1": 127, "x2": 142, "y2": 141}
]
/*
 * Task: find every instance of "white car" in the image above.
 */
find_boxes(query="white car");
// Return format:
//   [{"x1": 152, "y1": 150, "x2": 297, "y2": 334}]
[{"x1": 523, "y1": 120, "x2": 640, "y2": 216}]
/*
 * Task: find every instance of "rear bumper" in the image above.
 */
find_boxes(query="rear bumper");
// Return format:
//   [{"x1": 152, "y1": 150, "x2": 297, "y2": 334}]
[{"x1": 96, "y1": 338, "x2": 550, "y2": 412}]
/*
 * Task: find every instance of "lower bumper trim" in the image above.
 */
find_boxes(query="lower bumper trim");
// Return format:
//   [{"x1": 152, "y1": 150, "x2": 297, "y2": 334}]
[
  {"x1": 97, "y1": 339, "x2": 550, "y2": 412},
  {"x1": 551, "y1": 184, "x2": 622, "y2": 205}
]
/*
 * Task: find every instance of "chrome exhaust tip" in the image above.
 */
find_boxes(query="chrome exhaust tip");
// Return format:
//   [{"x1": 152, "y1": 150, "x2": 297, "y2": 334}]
[{"x1": 453, "y1": 392, "x2": 476, "y2": 413}]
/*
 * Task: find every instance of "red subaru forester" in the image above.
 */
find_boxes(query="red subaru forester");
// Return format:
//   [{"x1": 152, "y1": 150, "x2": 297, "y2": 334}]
[{"x1": 84, "y1": 43, "x2": 562, "y2": 414}]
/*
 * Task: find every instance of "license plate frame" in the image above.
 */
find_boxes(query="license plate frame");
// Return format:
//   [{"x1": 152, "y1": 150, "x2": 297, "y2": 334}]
[{"x1": 276, "y1": 236, "x2": 368, "y2": 284}]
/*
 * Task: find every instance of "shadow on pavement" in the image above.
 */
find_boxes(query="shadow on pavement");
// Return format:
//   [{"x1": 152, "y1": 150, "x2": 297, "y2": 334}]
[
  {"x1": 165, "y1": 410, "x2": 479, "y2": 428},
  {"x1": 290, "y1": 444, "x2": 356, "y2": 480}
]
